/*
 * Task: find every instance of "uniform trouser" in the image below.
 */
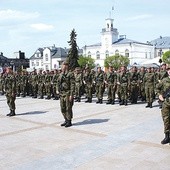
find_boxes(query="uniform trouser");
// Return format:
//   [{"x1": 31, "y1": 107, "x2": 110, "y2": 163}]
[
  {"x1": 145, "y1": 86, "x2": 154, "y2": 103},
  {"x1": 130, "y1": 84, "x2": 139, "y2": 102},
  {"x1": 38, "y1": 83, "x2": 44, "y2": 97},
  {"x1": 161, "y1": 101, "x2": 170, "y2": 133},
  {"x1": 60, "y1": 94, "x2": 73, "y2": 121},
  {"x1": 16, "y1": 83, "x2": 21, "y2": 95},
  {"x1": 107, "y1": 84, "x2": 116, "y2": 101},
  {"x1": 86, "y1": 84, "x2": 92, "y2": 99},
  {"x1": 139, "y1": 84, "x2": 145, "y2": 99},
  {"x1": 0, "y1": 83, "x2": 4, "y2": 93},
  {"x1": 6, "y1": 93, "x2": 16, "y2": 110},
  {"x1": 75, "y1": 83, "x2": 81, "y2": 98},
  {"x1": 32, "y1": 83, "x2": 38, "y2": 96},
  {"x1": 45, "y1": 83, "x2": 51, "y2": 97},
  {"x1": 52, "y1": 84, "x2": 58, "y2": 97},
  {"x1": 96, "y1": 84, "x2": 104, "y2": 99},
  {"x1": 21, "y1": 83, "x2": 27, "y2": 95},
  {"x1": 120, "y1": 85, "x2": 128, "y2": 101}
]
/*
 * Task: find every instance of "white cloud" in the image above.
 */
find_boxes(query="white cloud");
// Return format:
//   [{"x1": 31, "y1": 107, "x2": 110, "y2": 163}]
[
  {"x1": 30, "y1": 23, "x2": 54, "y2": 31},
  {"x1": 0, "y1": 9, "x2": 40, "y2": 21},
  {"x1": 127, "y1": 14, "x2": 153, "y2": 21}
]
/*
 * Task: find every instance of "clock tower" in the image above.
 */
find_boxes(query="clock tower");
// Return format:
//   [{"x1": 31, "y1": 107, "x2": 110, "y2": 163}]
[{"x1": 101, "y1": 18, "x2": 119, "y2": 48}]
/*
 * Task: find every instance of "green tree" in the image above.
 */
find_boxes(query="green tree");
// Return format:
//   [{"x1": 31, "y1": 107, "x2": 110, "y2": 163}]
[
  {"x1": 78, "y1": 55, "x2": 95, "y2": 69},
  {"x1": 162, "y1": 50, "x2": 170, "y2": 64},
  {"x1": 67, "y1": 29, "x2": 79, "y2": 69},
  {"x1": 104, "y1": 55, "x2": 130, "y2": 70}
]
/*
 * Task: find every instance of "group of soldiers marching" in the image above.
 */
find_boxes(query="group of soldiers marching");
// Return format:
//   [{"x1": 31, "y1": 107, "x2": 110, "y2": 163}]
[{"x1": 0, "y1": 63, "x2": 168, "y2": 108}]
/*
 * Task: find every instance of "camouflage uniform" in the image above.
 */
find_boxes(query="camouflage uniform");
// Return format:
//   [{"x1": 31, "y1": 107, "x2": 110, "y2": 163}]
[
  {"x1": 37, "y1": 72, "x2": 45, "y2": 99},
  {"x1": 5, "y1": 69, "x2": 16, "y2": 116},
  {"x1": 51, "y1": 70, "x2": 59, "y2": 100},
  {"x1": 0, "y1": 73, "x2": 5, "y2": 95},
  {"x1": 139, "y1": 67, "x2": 146, "y2": 101},
  {"x1": 143, "y1": 67, "x2": 155, "y2": 108},
  {"x1": 31, "y1": 72, "x2": 38, "y2": 98},
  {"x1": 74, "y1": 68, "x2": 83, "y2": 102},
  {"x1": 118, "y1": 67, "x2": 130, "y2": 106},
  {"x1": 95, "y1": 67, "x2": 105, "y2": 104},
  {"x1": 45, "y1": 71, "x2": 52, "y2": 99},
  {"x1": 83, "y1": 68, "x2": 94, "y2": 103},
  {"x1": 157, "y1": 72, "x2": 170, "y2": 144},
  {"x1": 58, "y1": 63, "x2": 75, "y2": 127},
  {"x1": 129, "y1": 67, "x2": 140, "y2": 104},
  {"x1": 105, "y1": 67, "x2": 117, "y2": 104}
]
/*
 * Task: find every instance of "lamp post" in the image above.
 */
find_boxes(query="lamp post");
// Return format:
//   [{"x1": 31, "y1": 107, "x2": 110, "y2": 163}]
[{"x1": 159, "y1": 48, "x2": 162, "y2": 66}]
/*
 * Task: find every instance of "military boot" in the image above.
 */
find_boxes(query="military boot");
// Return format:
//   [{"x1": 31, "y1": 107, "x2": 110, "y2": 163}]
[
  {"x1": 99, "y1": 99, "x2": 103, "y2": 104},
  {"x1": 145, "y1": 103, "x2": 150, "y2": 108},
  {"x1": 9, "y1": 110, "x2": 16, "y2": 117},
  {"x1": 96, "y1": 99, "x2": 100, "y2": 104},
  {"x1": 85, "y1": 98, "x2": 90, "y2": 103},
  {"x1": 161, "y1": 132, "x2": 170, "y2": 145},
  {"x1": 106, "y1": 100, "x2": 112, "y2": 105},
  {"x1": 150, "y1": 102, "x2": 153, "y2": 108},
  {"x1": 124, "y1": 100, "x2": 128, "y2": 106},
  {"x1": 6, "y1": 110, "x2": 12, "y2": 116},
  {"x1": 111, "y1": 100, "x2": 115, "y2": 105},
  {"x1": 77, "y1": 97, "x2": 81, "y2": 102},
  {"x1": 88, "y1": 98, "x2": 92, "y2": 103},
  {"x1": 65, "y1": 120, "x2": 72, "y2": 128},
  {"x1": 119, "y1": 100, "x2": 124, "y2": 105},
  {"x1": 61, "y1": 119, "x2": 68, "y2": 126}
]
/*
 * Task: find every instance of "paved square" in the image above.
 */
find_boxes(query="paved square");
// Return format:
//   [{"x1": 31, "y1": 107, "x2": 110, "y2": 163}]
[{"x1": 0, "y1": 95, "x2": 170, "y2": 170}]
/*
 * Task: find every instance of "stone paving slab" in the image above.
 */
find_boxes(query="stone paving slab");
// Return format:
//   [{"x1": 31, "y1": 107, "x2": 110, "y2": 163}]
[{"x1": 0, "y1": 95, "x2": 170, "y2": 170}]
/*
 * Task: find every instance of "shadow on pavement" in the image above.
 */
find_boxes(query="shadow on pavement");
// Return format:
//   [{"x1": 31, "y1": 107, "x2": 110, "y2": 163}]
[
  {"x1": 16, "y1": 111, "x2": 47, "y2": 116},
  {"x1": 73, "y1": 118, "x2": 109, "y2": 126}
]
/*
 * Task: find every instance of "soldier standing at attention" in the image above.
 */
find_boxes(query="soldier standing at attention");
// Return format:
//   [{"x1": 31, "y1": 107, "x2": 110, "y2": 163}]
[
  {"x1": 5, "y1": 67, "x2": 16, "y2": 117},
  {"x1": 143, "y1": 67, "x2": 155, "y2": 108},
  {"x1": 58, "y1": 61, "x2": 75, "y2": 128},
  {"x1": 157, "y1": 67, "x2": 170, "y2": 144},
  {"x1": 157, "y1": 64, "x2": 168, "y2": 108},
  {"x1": 83, "y1": 67, "x2": 94, "y2": 103},
  {"x1": 139, "y1": 66, "x2": 146, "y2": 101},
  {"x1": 74, "y1": 67, "x2": 83, "y2": 102},
  {"x1": 117, "y1": 66, "x2": 130, "y2": 106},
  {"x1": 95, "y1": 66, "x2": 105, "y2": 104},
  {"x1": 105, "y1": 65, "x2": 117, "y2": 105},
  {"x1": 129, "y1": 66, "x2": 140, "y2": 104},
  {"x1": 51, "y1": 69, "x2": 59, "y2": 100}
]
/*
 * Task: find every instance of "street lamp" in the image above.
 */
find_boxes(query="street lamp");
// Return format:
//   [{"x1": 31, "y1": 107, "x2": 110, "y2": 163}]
[{"x1": 159, "y1": 48, "x2": 162, "y2": 66}]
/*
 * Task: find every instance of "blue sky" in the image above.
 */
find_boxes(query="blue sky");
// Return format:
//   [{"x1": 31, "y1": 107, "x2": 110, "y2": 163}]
[{"x1": 0, "y1": 0, "x2": 169, "y2": 58}]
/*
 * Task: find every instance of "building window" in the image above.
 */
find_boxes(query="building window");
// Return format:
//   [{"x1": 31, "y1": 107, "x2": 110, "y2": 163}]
[
  {"x1": 41, "y1": 62, "x2": 43, "y2": 66},
  {"x1": 105, "y1": 50, "x2": 109, "y2": 57},
  {"x1": 125, "y1": 49, "x2": 129, "y2": 57},
  {"x1": 96, "y1": 51, "x2": 100, "y2": 59},
  {"x1": 115, "y1": 50, "x2": 119, "y2": 55},
  {"x1": 88, "y1": 51, "x2": 91, "y2": 57},
  {"x1": 32, "y1": 62, "x2": 34, "y2": 66},
  {"x1": 45, "y1": 65, "x2": 49, "y2": 70},
  {"x1": 145, "y1": 52, "x2": 147, "y2": 58},
  {"x1": 54, "y1": 64, "x2": 57, "y2": 69},
  {"x1": 45, "y1": 54, "x2": 48, "y2": 61},
  {"x1": 36, "y1": 61, "x2": 39, "y2": 66}
]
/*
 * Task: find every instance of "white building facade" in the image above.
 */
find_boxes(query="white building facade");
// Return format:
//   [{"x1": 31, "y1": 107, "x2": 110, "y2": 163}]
[
  {"x1": 83, "y1": 18, "x2": 155, "y2": 67},
  {"x1": 29, "y1": 46, "x2": 67, "y2": 71}
]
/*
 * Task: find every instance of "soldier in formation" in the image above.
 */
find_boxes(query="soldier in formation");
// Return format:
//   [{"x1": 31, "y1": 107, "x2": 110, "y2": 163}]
[{"x1": 157, "y1": 67, "x2": 170, "y2": 145}]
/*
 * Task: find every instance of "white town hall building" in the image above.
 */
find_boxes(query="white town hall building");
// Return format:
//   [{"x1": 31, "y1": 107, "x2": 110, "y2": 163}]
[{"x1": 83, "y1": 17, "x2": 155, "y2": 67}]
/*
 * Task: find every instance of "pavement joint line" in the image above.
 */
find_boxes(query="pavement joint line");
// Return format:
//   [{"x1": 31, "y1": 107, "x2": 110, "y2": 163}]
[
  {"x1": 50, "y1": 124, "x2": 107, "y2": 138},
  {"x1": 134, "y1": 140, "x2": 170, "y2": 150},
  {"x1": 0, "y1": 125, "x2": 45, "y2": 138}
]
